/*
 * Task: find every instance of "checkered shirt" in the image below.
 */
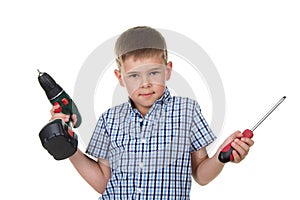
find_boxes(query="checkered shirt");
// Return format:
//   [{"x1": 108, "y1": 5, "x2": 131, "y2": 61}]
[{"x1": 86, "y1": 88, "x2": 216, "y2": 200}]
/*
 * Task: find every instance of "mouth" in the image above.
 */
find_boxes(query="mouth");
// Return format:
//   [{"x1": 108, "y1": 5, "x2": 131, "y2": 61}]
[{"x1": 139, "y1": 92, "x2": 155, "y2": 98}]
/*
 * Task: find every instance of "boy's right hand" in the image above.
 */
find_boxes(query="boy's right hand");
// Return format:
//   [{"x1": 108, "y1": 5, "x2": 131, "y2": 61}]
[{"x1": 50, "y1": 104, "x2": 77, "y2": 126}]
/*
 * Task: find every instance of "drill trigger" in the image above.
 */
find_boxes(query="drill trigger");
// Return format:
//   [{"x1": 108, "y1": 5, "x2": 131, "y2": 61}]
[{"x1": 53, "y1": 102, "x2": 62, "y2": 113}]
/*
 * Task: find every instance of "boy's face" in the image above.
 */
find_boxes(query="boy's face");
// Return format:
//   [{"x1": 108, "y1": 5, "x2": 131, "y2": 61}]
[{"x1": 114, "y1": 56, "x2": 172, "y2": 115}]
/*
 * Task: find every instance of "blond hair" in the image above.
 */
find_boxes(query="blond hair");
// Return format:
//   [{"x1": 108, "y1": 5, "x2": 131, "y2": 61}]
[{"x1": 116, "y1": 48, "x2": 168, "y2": 67}]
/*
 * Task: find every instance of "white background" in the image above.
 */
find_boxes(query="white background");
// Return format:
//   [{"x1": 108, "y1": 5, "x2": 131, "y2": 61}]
[{"x1": 1, "y1": 0, "x2": 299, "y2": 199}]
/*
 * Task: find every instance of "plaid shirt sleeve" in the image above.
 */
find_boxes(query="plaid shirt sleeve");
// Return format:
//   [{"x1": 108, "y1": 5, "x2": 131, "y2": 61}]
[
  {"x1": 86, "y1": 112, "x2": 110, "y2": 160},
  {"x1": 190, "y1": 101, "x2": 217, "y2": 153}
]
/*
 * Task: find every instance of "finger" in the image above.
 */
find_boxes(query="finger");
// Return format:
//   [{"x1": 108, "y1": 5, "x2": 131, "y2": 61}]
[
  {"x1": 231, "y1": 150, "x2": 242, "y2": 163},
  {"x1": 49, "y1": 113, "x2": 64, "y2": 121},
  {"x1": 232, "y1": 139, "x2": 248, "y2": 159},
  {"x1": 227, "y1": 130, "x2": 243, "y2": 144},
  {"x1": 234, "y1": 130, "x2": 243, "y2": 138},
  {"x1": 241, "y1": 137, "x2": 254, "y2": 147},
  {"x1": 222, "y1": 130, "x2": 241, "y2": 145},
  {"x1": 50, "y1": 104, "x2": 61, "y2": 115},
  {"x1": 64, "y1": 114, "x2": 70, "y2": 122},
  {"x1": 50, "y1": 113, "x2": 70, "y2": 122},
  {"x1": 71, "y1": 114, "x2": 77, "y2": 125},
  {"x1": 235, "y1": 138, "x2": 251, "y2": 153}
]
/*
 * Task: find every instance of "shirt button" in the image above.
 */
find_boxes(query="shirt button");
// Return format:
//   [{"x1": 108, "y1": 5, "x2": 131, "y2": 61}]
[
  {"x1": 139, "y1": 118, "x2": 143, "y2": 123},
  {"x1": 137, "y1": 188, "x2": 142, "y2": 194},
  {"x1": 139, "y1": 162, "x2": 144, "y2": 169},
  {"x1": 141, "y1": 138, "x2": 146, "y2": 144}
]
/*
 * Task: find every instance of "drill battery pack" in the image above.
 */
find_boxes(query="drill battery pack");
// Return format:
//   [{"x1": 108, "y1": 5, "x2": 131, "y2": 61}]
[{"x1": 39, "y1": 119, "x2": 78, "y2": 160}]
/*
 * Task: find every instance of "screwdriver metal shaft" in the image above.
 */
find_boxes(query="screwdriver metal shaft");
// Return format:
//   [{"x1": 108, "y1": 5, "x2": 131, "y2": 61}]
[{"x1": 251, "y1": 96, "x2": 286, "y2": 131}]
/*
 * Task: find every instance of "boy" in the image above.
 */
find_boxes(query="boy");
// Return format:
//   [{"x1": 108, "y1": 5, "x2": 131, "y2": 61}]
[{"x1": 50, "y1": 26, "x2": 254, "y2": 199}]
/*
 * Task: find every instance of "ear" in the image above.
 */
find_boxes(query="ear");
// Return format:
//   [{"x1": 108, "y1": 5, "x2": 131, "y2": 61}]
[
  {"x1": 165, "y1": 61, "x2": 173, "y2": 81},
  {"x1": 114, "y1": 69, "x2": 125, "y2": 87}
]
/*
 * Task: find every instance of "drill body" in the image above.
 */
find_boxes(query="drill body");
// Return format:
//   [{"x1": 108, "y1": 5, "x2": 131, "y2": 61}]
[{"x1": 38, "y1": 70, "x2": 81, "y2": 160}]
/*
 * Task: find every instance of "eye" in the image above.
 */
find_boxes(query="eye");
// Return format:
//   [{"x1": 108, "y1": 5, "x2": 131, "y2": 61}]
[
  {"x1": 128, "y1": 73, "x2": 139, "y2": 78},
  {"x1": 149, "y1": 71, "x2": 160, "y2": 76}
]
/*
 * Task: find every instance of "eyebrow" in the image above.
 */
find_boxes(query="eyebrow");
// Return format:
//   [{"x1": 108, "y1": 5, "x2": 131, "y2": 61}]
[
  {"x1": 148, "y1": 67, "x2": 163, "y2": 71},
  {"x1": 127, "y1": 67, "x2": 162, "y2": 73},
  {"x1": 126, "y1": 66, "x2": 163, "y2": 74},
  {"x1": 125, "y1": 71, "x2": 140, "y2": 75}
]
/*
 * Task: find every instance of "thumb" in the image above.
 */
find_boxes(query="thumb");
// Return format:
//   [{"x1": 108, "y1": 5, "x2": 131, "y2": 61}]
[
  {"x1": 219, "y1": 130, "x2": 242, "y2": 150},
  {"x1": 71, "y1": 114, "x2": 77, "y2": 127}
]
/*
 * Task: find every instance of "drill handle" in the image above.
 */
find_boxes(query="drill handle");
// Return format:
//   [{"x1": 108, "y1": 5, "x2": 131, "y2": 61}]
[
  {"x1": 69, "y1": 99, "x2": 82, "y2": 128},
  {"x1": 51, "y1": 91, "x2": 82, "y2": 128}
]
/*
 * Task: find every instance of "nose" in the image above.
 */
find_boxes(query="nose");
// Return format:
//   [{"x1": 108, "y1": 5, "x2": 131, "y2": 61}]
[
  {"x1": 140, "y1": 82, "x2": 152, "y2": 88},
  {"x1": 140, "y1": 74, "x2": 152, "y2": 88}
]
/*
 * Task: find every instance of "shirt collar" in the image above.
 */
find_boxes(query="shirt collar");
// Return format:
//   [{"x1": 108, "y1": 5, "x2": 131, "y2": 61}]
[{"x1": 155, "y1": 87, "x2": 171, "y2": 105}]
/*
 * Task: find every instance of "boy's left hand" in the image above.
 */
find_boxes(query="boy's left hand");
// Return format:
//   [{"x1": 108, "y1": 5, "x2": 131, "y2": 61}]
[{"x1": 219, "y1": 131, "x2": 254, "y2": 163}]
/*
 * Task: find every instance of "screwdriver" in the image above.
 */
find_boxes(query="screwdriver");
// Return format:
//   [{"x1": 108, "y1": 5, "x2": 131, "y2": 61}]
[{"x1": 218, "y1": 96, "x2": 286, "y2": 163}]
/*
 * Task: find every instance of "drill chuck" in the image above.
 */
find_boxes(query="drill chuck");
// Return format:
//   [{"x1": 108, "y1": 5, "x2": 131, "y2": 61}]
[{"x1": 38, "y1": 70, "x2": 63, "y2": 100}]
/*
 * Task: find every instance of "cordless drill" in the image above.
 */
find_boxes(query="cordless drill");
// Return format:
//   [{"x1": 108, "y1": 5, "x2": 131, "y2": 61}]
[{"x1": 38, "y1": 70, "x2": 82, "y2": 160}]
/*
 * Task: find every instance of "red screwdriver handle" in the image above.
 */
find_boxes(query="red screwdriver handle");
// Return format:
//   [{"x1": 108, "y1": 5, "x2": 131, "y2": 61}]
[{"x1": 218, "y1": 129, "x2": 253, "y2": 163}]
